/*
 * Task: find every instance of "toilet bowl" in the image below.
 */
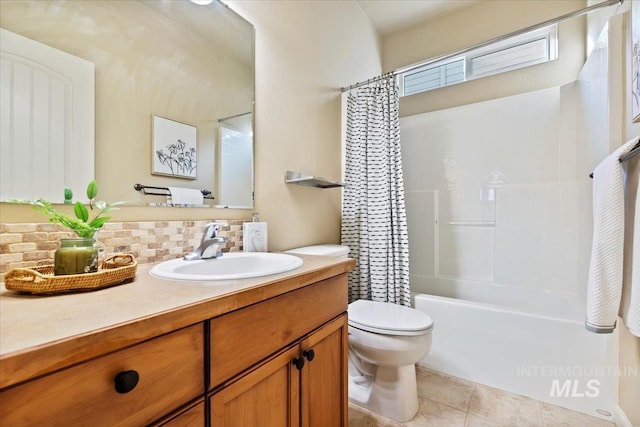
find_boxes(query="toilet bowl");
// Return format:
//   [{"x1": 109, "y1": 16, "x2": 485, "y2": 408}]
[{"x1": 285, "y1": 244, "x2": 434, "y2": 423}]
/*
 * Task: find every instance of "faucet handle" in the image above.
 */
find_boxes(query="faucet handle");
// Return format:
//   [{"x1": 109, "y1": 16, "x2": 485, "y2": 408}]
[{"x1": 203, "y1": 222, "x2": 225, "y2": 239}]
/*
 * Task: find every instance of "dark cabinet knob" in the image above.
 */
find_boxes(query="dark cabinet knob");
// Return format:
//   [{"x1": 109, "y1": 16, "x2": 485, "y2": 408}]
[
  {"x1": 302, "y1": 349, "x2": 315, "y2": 362},
  {"x1": 114, "y1": 370, "x2": 139, "y2": 394},
  {"x1": 292, "y1": 357, "x2": 305, "y2": 370}
]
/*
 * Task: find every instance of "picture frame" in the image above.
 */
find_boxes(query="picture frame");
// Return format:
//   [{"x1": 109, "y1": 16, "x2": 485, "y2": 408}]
[
  {"x1": 632, "y1": 0, "x2": 640, "y2": 122},
  {"x1": 152, "y1": 115, "x2": 198, "y2": 179}
]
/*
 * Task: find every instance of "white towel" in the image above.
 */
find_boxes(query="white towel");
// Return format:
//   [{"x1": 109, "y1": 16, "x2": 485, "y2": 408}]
[
  {"x1": 619, "y1": 148, "x2": 640, "y2": 337},
  {"x1": 167, "y1": 187, "x2": 203, "y2": 205},
  {"x1": 586, "y1": 137, "x2": 639, "y2": 334}
]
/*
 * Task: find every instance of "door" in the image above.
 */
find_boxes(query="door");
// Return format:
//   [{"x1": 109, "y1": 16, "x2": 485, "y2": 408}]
[
  {"x1": 0, "y1": 28, "x2": 94, "y2": 202},
  {"x1": 300, "y1": 314, "x2": 348, "y2": 427},
  {"x1": 210, "y1": 345, "x2": 300, "y2": 426}
]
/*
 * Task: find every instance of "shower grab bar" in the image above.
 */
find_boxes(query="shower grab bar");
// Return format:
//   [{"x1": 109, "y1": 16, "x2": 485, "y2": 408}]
[{"x1": 134, "y1": 183, "x2": 214, "y2": 199}]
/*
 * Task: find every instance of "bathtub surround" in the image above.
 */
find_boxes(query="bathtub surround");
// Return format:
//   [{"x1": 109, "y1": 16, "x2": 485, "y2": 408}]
[
  {"x1": 400, "y1": 80, "x2": 618, "y2": 418},
  {"x1": 587, "y1": 137, "x2": 640, "y2": 336},
  {"x1": 0, "y1": 220, "x2": 246, "y2": 281},
  {"x1": 341, "y1": 74, "x2": 410, "y2": 306}
]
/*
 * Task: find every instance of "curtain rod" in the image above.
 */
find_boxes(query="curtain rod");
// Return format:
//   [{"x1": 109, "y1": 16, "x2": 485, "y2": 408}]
[
  {"x1": 218, "y1": 111, "x2": 252, "y2": 123},
  {"x1": 341, "y1": 0, "x2": 623, "y2": 93}
]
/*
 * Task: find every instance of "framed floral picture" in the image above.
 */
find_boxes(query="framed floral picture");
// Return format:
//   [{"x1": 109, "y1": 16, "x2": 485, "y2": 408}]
[
  {"x1": 152, "y1": 115, "x2": 197, "y2": 179},
  {"x1": 633, "y1": 0, "x2": 640, "y2": 122}
]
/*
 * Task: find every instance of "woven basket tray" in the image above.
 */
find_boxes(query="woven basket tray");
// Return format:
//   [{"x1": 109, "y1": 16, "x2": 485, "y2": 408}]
[{"x1": 4, "y1": 253, "x2": 137, "y2": 295}]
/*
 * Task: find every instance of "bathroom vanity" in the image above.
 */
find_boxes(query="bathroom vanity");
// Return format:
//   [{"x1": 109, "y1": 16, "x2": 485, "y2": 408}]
[{"x1": 0, "y1": 254, "x2": 354, "y2": 426}]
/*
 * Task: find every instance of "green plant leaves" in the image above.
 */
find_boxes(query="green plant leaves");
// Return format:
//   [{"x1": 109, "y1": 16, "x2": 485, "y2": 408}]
[
  {"x1": 28, "y1": 181, "x2": 125, "y2": 238},
  {"x1": 89, "y1": 216, "x2": 110, "y2": 229},
  {"x1": 74, "y1": 202, "x2": 89, "y2": 222},
  {"x1": 86, "y1": 180, "x2": 98, "y2": 200}
]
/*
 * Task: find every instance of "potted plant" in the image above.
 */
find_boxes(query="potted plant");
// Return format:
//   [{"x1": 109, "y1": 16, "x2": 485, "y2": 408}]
[{"x1": 24, "y1": 181, "x2": 124, "y2": 275}]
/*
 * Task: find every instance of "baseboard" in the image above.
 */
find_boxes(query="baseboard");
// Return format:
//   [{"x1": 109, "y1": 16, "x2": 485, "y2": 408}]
[{"x1": 614, "y1": 405, "x2": 633, "y2": 427}]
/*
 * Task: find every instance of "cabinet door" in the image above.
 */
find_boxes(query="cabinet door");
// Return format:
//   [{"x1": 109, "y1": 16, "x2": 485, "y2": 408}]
[
  {"x1": 156, "y1": 401, "x2": 205, "y2": 427},
  {"x1": 210, "y1": 345, "x2": 300, "y2": 426},
  {"x1": 300, "y1": 314, "x2": 348, "y2": 427}
]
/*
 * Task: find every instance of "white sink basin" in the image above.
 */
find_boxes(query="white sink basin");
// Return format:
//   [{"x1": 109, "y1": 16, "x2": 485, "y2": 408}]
[{"x1": 149, "y1": 252, "x2": 304, "y2": 281}]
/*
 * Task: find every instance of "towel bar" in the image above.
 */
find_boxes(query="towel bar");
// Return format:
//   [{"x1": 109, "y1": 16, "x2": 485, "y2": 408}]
[
  {"x1": 134, "y1": 183, "x2": 214, "y2": 199},
  {"x1": 590, "y1": 140, "x2": 640, "y2": 178}
]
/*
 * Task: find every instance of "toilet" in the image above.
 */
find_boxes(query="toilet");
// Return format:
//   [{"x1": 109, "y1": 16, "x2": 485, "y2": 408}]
[{"x1": 285, "y1": 244, "x2": 434, "y2": 422}]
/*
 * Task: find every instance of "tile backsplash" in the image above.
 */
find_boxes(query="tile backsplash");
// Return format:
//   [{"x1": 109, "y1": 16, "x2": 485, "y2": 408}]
[{"x1": 0, "y1": 219, "x2": 246, "y2": 281}]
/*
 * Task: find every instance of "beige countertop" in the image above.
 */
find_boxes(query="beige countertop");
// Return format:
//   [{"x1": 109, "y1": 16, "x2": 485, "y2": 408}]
[{"x1": 0, "y1": 254, "x2": 354, "y2": 389}]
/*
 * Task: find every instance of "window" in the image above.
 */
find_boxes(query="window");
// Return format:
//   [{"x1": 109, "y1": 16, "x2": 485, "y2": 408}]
[{"x1": 398, "y1": 25, "x2": 558, "y2": 97}]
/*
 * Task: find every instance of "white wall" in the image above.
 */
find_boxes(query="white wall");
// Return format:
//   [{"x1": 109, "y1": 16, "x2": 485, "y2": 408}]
[{"x1": 223, "y1": 0, "x2": 381, "y2": 251}]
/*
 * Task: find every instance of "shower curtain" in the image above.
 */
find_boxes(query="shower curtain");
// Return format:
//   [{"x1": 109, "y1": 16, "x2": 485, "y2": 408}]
[{"x1": 341, "y1": 74, "x2": 411, "y2": 306}]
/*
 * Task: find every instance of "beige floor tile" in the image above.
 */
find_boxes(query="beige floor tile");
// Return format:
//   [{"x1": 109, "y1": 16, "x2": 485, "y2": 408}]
[
  {"x1": 464, "y1": 414, "x2": 501, "y2": 427},
  {"x1": 405, "y1": 397, "x2": 468, "y2": 427},
  {"x1": 416, "y1": 367, "x2": 475, "y2": 412},
  {"x1": 540, "y1": 402, "x2": 615, "y2": 427},
  {"x1": 349, "y1": 371, "x2": 615, "y2": 427},
  {"x1": 348, "y1": 402, "x2": 402, "y2": 427},
  {"x1": 468, "y1": 383, "x2": 543, "y2": 427}
]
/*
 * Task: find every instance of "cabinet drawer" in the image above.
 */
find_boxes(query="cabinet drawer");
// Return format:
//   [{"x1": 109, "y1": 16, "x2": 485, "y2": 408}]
[
  {"x1": 210, "y1": 274, "x2": 347, "y2": 388},
  {"x1": 0, "y1": 323, "x2": 204, "y2": 427}
]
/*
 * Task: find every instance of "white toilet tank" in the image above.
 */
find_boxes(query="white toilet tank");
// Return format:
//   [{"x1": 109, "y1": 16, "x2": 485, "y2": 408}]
[{"x1": 285, "y1": 244, "x2": 350, "y2": 259}]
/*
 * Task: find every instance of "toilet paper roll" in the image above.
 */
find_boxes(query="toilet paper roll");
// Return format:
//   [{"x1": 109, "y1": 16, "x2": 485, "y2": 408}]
[{"x1": 243, "y1": 222, "x2": 268, "y2": 252}]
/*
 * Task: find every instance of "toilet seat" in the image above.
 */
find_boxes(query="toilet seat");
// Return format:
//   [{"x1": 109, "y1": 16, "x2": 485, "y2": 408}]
[{"x1": 348, "y1": 300, "x2": 433, "y2": 336}]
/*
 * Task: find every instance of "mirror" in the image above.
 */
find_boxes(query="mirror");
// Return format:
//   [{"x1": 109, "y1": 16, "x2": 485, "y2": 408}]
[{"x1": 0, "y1": 0, "x2": 254, "y2": 208}]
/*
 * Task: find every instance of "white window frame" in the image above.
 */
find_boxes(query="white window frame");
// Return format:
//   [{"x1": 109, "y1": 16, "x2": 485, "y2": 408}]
[{"x1": 398, "y1": 24, "x2": 558, "y2": 97}]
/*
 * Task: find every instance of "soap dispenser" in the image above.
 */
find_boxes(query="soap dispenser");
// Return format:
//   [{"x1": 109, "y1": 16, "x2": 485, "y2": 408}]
[{"x1": 244, "y1": 213, "x2": 267, "y2": 252}]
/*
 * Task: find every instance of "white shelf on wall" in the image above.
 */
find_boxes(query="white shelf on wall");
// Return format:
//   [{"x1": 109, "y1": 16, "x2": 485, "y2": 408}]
[{"x1": 284, "y1": 171, "x2": 344, "y2": 189}]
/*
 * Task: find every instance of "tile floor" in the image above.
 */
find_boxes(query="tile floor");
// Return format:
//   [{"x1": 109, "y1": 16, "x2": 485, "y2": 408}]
[{"x1": 348, "y1": 367, "x2": 616, "y2": 427}]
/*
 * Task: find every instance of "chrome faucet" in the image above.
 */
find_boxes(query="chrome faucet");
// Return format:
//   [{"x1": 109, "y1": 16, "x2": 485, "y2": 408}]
[{"x1": 184, "y1": 222, "x2": 228, "y2": 260}]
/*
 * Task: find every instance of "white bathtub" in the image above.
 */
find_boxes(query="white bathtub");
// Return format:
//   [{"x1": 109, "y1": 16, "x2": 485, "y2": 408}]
[{"x1": 413, "y1": 279, "x2": 619, "y2": 421}]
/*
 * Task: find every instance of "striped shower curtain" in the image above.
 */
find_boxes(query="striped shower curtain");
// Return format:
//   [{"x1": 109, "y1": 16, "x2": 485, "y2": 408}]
[{"x1": 341, "y1": 74, "x2": 411, "y2": 306}]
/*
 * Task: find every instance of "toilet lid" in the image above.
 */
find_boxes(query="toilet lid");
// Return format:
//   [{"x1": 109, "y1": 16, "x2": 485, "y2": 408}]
[{"x1": 348, "y1": 300, "x2": 433, "y2": 336}]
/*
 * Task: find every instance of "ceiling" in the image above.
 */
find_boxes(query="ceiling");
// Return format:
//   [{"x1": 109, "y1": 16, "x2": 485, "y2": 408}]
[{"x1": 356, "y1": 0, "x2": 481, "y2": 35}]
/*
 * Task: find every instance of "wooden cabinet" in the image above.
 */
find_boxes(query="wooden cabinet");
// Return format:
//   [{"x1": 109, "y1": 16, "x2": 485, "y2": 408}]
[
  {"x1": 210, "y1": 345, "x2": 301, "y2": 426},
  {"x1": 155, "y1": 400, "x2": 206, "y2": 427},
  {"x1": 210, "y1": 314, "x2": 348, "y2": 427},
  {"x1": 301, "y1": 315, "x2": 348, "y2": 427},
  {"x1": 209, "y1": 274, "x2": 347, "y2": 388},
  {"x1": 0, "y1": 324, "x2": 204, "y2": 427},
  {"x1": 0, "y1": 271, "x2": 350, "y2": 427}
]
